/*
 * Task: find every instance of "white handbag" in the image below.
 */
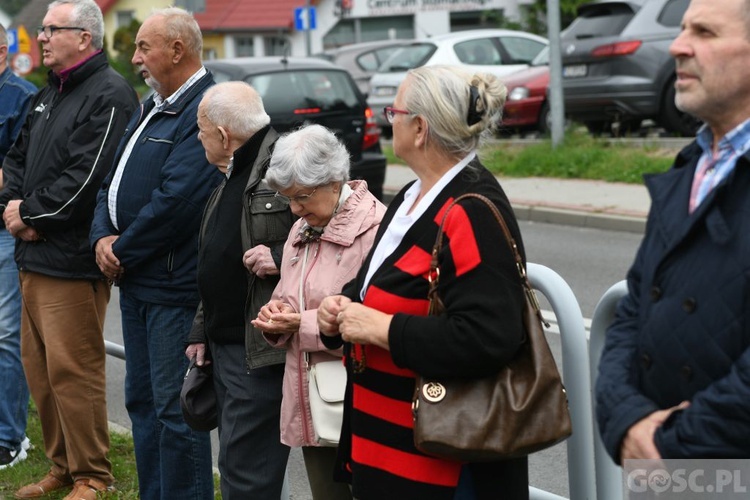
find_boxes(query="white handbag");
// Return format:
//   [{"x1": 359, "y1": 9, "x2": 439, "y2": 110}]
[
  {"x1": 307, "y1": 356, "x2": 346, "y2": 446},
  {"x1": 298, "y1": 242, "x2": 346, "y2": 447}
]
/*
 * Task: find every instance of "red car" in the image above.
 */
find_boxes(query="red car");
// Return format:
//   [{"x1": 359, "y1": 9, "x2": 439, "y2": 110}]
[{"x1": 501, "y1": 47, "x2": 550, "y2": 134}]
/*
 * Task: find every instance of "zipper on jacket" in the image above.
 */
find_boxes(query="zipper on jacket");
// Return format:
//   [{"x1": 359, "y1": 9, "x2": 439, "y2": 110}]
[
  {"x1": 300, "y1": 349, "x2": 312, "y2": 444},
  {"x1": 166, "y1": 249, "x2": 174, "y2": 274}
]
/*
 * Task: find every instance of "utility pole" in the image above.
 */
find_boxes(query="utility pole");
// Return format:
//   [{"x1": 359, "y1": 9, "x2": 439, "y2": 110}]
[
  {"x1": 305, "y1": 0, "x2": 312, "y2": 56},
  {"x1": 547, "y1": 0, "x2": 565, "y2": 148}
]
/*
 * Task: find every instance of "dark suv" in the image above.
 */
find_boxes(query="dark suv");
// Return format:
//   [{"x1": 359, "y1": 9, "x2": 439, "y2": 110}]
[
  {"x1": 561, "y1": 0, "x2": 700, "y2": 136},
  {"x1": 204, "y1": 57, "x2": 386, "y2": 200}
]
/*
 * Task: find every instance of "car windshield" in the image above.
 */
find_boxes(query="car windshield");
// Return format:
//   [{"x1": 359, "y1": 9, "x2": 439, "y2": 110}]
[
  {"x1": 531, "y1": 46, "x2": 549, "y2": 66},
  {"x1": 562, "y1": 2, "x2": 637, "y2": 39},
  {"x1": 377, "y1": 43, "x2": 437, "y2": 72},
  {"x1": 246, "y1": 70, "x2": 361, "y2": 116}
]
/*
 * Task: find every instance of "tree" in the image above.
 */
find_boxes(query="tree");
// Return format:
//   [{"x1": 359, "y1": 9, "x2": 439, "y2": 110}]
[
  {"x1": 521, "y1": 0, "x2": 589, "y2": 34},
  {"x1": 0, "y1": 0, "x2": 26, "y2": 17},
  {"x1": 110, "y1": 19, "x2": 149, "y2": 97}
]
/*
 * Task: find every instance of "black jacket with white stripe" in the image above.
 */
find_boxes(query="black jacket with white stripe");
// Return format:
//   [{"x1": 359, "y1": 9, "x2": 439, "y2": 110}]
[{"x1": 0, "y1": 51, "x2": 138, "y2": 279}]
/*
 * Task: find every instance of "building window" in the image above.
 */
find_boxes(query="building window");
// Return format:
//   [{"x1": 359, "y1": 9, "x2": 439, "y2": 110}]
[
  {"x1": 116, "y1": 10, "x2": 135, "y2": 29},
  {"x1": 323, "y1": 16, "x2": 412, "y2": 49},
  {"x1": 235, "y1": 37, "x2": 254, "y2": 57},
  {"x1": 450, "y1": 10, "x2": 508, "y2": 31},
  {"x1": 264, "y1": 37, "x2": 288, "y2": 56},
  {"x1": 175, "y1": 0, "x2": 205, "y2": 14},
  {"x1": 360, "y1": 16, "x2": 412, "y2": 42}
]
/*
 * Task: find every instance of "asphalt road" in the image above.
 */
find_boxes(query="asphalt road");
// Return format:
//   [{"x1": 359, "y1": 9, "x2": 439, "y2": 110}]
[{"x1": 100, "y1": 219, "x2": 644, "y2": 499}]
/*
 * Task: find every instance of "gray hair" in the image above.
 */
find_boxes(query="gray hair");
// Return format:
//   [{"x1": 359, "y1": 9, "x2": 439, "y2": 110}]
[
  {"x1": 403, "y1": 65, "x2": 506, "y2": 158},
  {"x1": 0, "y1": 24, "x2": 7, "y2": 46},
  {"x1": 49, "y1": 0, "x2": 104, "y2": 50},
  {"x1": 148, "y1": 7, "x2": 203, "y2": 58},
  {"x1": 200, "y1": 81, "x2": 270, "y2": 141},
  {"x1": 266, "y1": 124, "x2": 350, "y2": 190}
]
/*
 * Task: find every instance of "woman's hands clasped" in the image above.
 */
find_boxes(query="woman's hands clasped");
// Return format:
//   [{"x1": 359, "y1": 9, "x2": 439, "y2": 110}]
[
  {"x1": 251, "y1": 299, "x2": 301, "y2": 335},
  {"x1": 317, "y1": 295, "x2": 392, "y2": 350}
]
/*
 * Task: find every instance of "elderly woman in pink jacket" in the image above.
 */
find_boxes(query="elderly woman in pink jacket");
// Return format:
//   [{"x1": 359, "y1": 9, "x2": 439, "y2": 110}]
[{"x1": 252, "y1": 123, "x2": 385, "y2": 500}]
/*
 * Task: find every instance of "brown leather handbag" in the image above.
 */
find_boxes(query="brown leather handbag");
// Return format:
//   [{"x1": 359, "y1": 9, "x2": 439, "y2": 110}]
[{"x1": 412, "y1": 193, "x2": 572, "y2": 461}]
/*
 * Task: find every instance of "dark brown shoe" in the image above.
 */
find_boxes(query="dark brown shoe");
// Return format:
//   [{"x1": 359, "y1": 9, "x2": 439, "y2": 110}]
[{"x1": 14, "y1": 472, "x2": 73, "y2": 498}]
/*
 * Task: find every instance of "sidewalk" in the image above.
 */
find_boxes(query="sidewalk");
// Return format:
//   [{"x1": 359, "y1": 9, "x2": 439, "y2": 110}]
[{"x1": 384, "y1": 165, "x2": 650, "y2": 233}]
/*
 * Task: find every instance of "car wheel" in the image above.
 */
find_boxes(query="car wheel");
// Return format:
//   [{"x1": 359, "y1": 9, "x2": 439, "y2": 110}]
[
  {"x1": 660, "y1": 78, "x2": 702, "y2": 137},
  {"x1": 612, "y1": 119, "x2": 641, "y2": 137},
  {"x1": 584, "y1": 120, "x2": 612, "y2": 136},
  {"x1": 538, "y1": 102, "x2": 551, "y2": 135}
]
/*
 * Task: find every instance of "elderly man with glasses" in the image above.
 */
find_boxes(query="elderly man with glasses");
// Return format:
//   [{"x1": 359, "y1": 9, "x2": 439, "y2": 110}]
[{"x1": 0, "y1": 0, "x2": 138, "y2": 499}]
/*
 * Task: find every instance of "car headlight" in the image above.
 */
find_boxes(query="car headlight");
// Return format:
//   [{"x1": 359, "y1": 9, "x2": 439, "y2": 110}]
[{"x1": 508, "y1": 87, "x2": 530, "y2": 101}]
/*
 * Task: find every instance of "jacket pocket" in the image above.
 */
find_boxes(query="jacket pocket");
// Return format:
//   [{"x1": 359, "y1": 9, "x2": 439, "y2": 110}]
[{"x1": 248, "y1": 190, "x2": 294, "y2": 245}]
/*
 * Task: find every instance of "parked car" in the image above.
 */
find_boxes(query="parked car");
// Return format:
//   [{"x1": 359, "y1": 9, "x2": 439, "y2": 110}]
[
  {"x1": 314, "y1": 39, "x2": 411, "y2": 94},
  {"x1": 368, "y1": 29, "x2": 549, "y2": 132},
  {"x1": 501, "y1": 46, "x2": 550, "y2": 134},
  {"x1": 204, "y1": 57, "x2": 386, "y2": 200},
  {"x1": 561, "y1": 0, "x2": 701, "y2": 136}
]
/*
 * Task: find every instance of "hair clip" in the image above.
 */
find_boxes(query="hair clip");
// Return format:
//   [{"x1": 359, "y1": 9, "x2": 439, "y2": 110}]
[{"x1": 467, "y1": 85, "x2": 484, "y2": 126}]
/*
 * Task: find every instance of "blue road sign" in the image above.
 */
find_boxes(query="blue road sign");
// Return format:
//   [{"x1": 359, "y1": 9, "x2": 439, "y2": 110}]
[
  {"x1": 294, "y1": 6, "x2": 316, "y2": 31},
  {"x1": 6, "y1": 29, "x2": 18, "y2": 54}
]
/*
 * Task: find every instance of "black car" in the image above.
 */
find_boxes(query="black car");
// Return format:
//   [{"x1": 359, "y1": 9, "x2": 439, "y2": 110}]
[{"x1": 204, "y1": 57, "x2": 386, "y2": 200}]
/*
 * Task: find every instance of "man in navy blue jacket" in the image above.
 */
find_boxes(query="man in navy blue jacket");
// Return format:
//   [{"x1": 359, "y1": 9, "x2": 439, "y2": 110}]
[
  {"x1": 596, "y1": 0, "x2": 750, "y2": 463},
  {"x1": 0, "y1": 23, "x2": 36, "y2": 471},
  {"x1": 89, "y1": 7, "x2": 221, "y2": 500}
]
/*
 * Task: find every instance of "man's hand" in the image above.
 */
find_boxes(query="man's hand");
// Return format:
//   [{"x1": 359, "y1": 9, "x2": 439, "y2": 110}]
[
  {"x1": 3, "y1": 199, "x2": 27, "y2": 237},
  {"x1": 16, "y1": 227, "x2": 40, "y2": 242},
  {"x1": 621, "y1": 401, "x2": 690, "y2": 461},
  {"x1": 243, "y1": 245, "x2": 278, "y2": 278},
  {"x1": 185, "y1": 343, "x2": 210, "y2": 366},
  {"x1": 95, "y1": 235, "x2": 124, "y2": 281}
]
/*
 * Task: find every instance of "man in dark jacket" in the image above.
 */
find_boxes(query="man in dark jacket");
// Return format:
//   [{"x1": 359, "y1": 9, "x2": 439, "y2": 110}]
[
  {"x1": 89, "y1": 7, "x2": 221, "y2": 500},
  {"x1": 0, "y1": 0, "x2": 138, "y2": 498},
  {"x1": 186, "y1": 80, "x2": 294, "y2": 500},
  {"x1": 596, "y1": 0, "x2": 750, "y2": 464}
]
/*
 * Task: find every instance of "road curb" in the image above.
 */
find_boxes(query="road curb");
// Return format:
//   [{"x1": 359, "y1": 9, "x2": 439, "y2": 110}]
[
  {"x1": 383, "y1": 189, "x2": 647, "y2": 234},
  {"x1": 512, "y1": 204, "x2": 646, "y2": 234}
]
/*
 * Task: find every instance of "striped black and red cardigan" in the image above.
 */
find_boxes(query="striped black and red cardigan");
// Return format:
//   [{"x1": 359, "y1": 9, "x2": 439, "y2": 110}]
[{"x1": 322, "y1": 161, "x2": 531, "y2": 500}]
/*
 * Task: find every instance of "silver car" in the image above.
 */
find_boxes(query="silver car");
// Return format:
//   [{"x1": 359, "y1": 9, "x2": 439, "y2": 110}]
[
  {"x1": 368, "y1": 29, "x2": 548, "y2": 132},
  {"x1": 561, "y1": 0, "x2": 700, "y2": 136},
  {"x1": 315, "y1": 40, "x2": 411, "y2": 95}
]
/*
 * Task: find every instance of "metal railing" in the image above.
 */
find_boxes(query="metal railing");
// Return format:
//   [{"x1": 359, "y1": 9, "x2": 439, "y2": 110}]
[
  {"x1": 589, "y1": 280, "x2": 628, "y2": 500},
  {"x1": 104, "y1": 263, "x2": 604, "y2": 500},
  {"x1": 527, "y1": 263, "x2": 597, "y2": 500}
]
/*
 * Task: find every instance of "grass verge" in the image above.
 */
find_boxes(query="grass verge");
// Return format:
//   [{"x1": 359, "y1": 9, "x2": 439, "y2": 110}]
[
  {"x1": 384, "y1": 130, "x2": 677, "y2": 184},
  {"x1": 0, "y1": 404, "x2": 221, "y2": 499}
]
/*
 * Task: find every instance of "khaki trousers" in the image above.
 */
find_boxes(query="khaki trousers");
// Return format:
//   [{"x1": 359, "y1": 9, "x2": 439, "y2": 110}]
[{"x1": 19, "y1": 271, "x2": 113, "y2": 484}]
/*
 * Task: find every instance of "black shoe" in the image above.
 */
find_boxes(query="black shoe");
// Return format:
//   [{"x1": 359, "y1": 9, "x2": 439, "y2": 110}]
[{"x1": 0, "y1": 438, "x2": 29, "y2": 470}]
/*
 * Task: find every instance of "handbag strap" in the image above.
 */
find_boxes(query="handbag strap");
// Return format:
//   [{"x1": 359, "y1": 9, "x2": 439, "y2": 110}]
[{"x1": 429, "y1": 193, "x2": 548, "y2": 327}]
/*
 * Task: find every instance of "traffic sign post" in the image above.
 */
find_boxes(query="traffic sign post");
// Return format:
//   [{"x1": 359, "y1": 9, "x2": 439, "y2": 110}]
[
  {"x1": 294, "y1": 5, "x2": 316, "y2": 56},
  {"x1": 294, "y1": 6, "x2": 316, "y2": 31},
  {"x1": 6, "y1": 28, "x2": 18, "y2": 54},
  {"x1": 17, "y1": 26, "x2": 32, "y2": 54},
  {"x1": 11, "y1": 54, "x2": 33, "y2": 76}
]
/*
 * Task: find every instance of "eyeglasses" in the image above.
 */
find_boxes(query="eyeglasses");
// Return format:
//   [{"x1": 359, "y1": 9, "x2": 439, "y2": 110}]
[
  {"x1": 37, "y1": 25, "x2": 86, "y2": 38},
  {"x1": 275, "y1": 187, "x2": 318, "y2": 204},
  {"x1": 383, "y1": 106, "x2": 411, "y2": 124}
]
